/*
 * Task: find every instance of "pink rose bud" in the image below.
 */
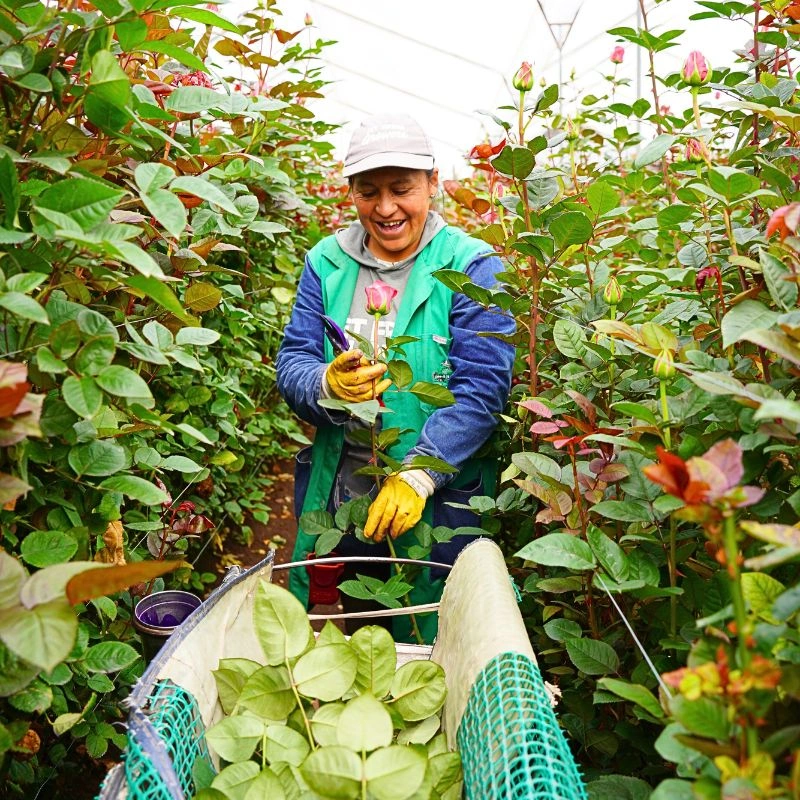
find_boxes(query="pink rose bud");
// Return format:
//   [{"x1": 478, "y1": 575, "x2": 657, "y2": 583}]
[
  {"x1": 512, "y1": 61, "x2": 534, "y2": 93},
  {"x1": 304, "y1": 12, "x2": 312, "y2": 25},
  {"x1": 685, "y1": 138, "x2": 710, "y2": 164},
  {"x1": 610, "y1": 46, "x2": 624, "y2": 64},
  {"x1": 681, "y1": 51, "x2": 711, "y2": 86},
  {"x1": 365, "y1": 280, "x2": 398, "y2": 317}
]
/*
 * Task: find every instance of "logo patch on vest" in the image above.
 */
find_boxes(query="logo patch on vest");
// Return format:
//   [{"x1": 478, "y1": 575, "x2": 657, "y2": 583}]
[{"x1": 433, "y1": 359, "x2": 453, "y2": 385}]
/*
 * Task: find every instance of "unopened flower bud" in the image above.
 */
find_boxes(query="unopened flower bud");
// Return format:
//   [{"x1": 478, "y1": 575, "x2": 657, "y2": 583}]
[
  {"x1": 304, "y1": 12, "x2": 312, "y2": 25},
  {"x1": 603, "y1": 276, "x2": 624, "y2": 305},
  {"x1": 653, "y1": 349, "x2": 675, "y2": 381},
  {"x1": 686, "y1": 138, "x2": 710, "y2": 164},
  {"x1": 681, "y1": 51, "x2": 711, "y2": 86},
  {"x1": 512, "y1": 61, "x2": 534, "y2": 93},
  {"x1": 610, "y1": 46, "x2": 624, "y2": 64},
  {"x1": 565, "y1": 117, "x2": 580, "y2": 142}
]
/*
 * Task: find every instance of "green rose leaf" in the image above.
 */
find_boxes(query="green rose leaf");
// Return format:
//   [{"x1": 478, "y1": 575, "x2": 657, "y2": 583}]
[
  {"x1": 336, "y1": 693, "x2": 393, "y2": 753},
  {"x1": 35, "y1": 176, "x2": 125, "y2": 231},
  {"x1": 597, "y1": 677, "x2": 664, "y2": 719},
  {"x1": 212, "y1": 658, "x2": 261, "y2": 715},
  {"x1": 20, "y1": 530, "x2": 78, "y2": 568},
  {"x1": 294, "y1": 643, "x2": 358, "y2": 702},
  {"x1": 0, "y1": 551, "x2": 26, "y2": 609},
  {"x1": 543, "y1": 618, "x2": 583, "y2": 643},
  {"x1": 300, "y1": 745, "x2": 362, "y2": 800},
  {"x1": 95, "y1": 365, "x2": 154, "y2": 406},
  {"x1": 211, "y1": 761, "x2": 260, "y2": 800},
  {"x1": 389, "y1": 661, "x2": 446, "y2": 722},
  {"x1": 264, "y1": 724, "x2": 310, "y2": 767},
  {"x1": 365, "y1": 745, "x2": 428, "y2": 800},
  {"x1": 62, "y1": 376, "x2": 103, "y2": 418},
  {"x1": 565, "y1": 637, "x2": 620, "y2": 675},
  {"x1": 549, "y1": 211, "x2": 593, "y2": 250},
  {"x1": 590, "y1": 500, "x2": 653, "y2": 523},
  {"x1": 68, "y1": 440, "x2": 128, "y2": 478},
  {"x1": 0, "y1": 599, "x2": 77, "y2": 671},
  {"x1": 634, "y1": 134, "x2": 676, "y2": 168},
  {"x1": 170, "y1": 175, "x2": 238, "y2": 214},
  {"x1": 408, "y1": 381, "x2": 454, "y2": 408},
  {"x1": 396, "y1": 715, "x2": 440, "y2": 746},
  {"x1": 350, "y1": 625, "x2": 396, "y2": 698},
  {"x1": 311, "y1": 702, "x2": 345, "y2": 747},
  {"x1": 84, "y1": 641, "x2": 139, "y2": 673},
  {"x1": 669, "y1": 695, "x2": 730, "y2": 740},
  {"x1": 587, "y1": 527, "x2": 629, "y2": 582},
  {"x1": 253, "y1": 581, "x2": 312, "y2": 666},
  {"x1": 238, "y1": 664, "x2": 296, "y2": 721},
  {"x1": 0, "y1": 292, "x2": 49, "y2": 325},
  {"x1": 243, "y1": 768, "x2": 285, "y2": 800},
  {"x1": 515, "y1": 533, "x2": 596, "y2": 571},
  {"x1": 206, "y1": 715, "x2": 264, "y2": 763},
  {"x1": 8, "y1": 679, "x2": 52, "y2": 714},
  {"x1": 490, "y1": 145, "x2": 534, "y2": 179},
  {"x1": 720, "y1": 299, "x2": 779, "y2": 349},
  {"x1": 98, "y1": 475, "x2": 169, "y2": 506}
]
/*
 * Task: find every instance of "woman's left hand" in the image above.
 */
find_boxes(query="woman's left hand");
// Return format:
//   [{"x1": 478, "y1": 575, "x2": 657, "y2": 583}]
[{"x1": 364, "y1": 475, "x2": 426, "y2": 542}]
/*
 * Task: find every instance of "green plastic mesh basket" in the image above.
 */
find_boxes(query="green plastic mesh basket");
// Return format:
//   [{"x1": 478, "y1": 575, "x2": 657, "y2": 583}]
[
  {"x1": 458, "y1": 651, "x2": 586, "y2": 800},
  {"x1": 123, "y1": 680, "x2": 212, "y2": 800}
]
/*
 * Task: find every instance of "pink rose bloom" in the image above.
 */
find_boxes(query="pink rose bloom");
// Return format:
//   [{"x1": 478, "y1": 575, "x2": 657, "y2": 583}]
[
  {"x1": 611, "y1": 46, "x2": 624, "y2": 64},
  {"x1": 365, "y1": 280, "x2": 398, "y2": 317}
]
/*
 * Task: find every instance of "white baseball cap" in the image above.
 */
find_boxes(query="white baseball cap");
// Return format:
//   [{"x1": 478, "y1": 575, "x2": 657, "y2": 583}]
[{"x1": 343, "y1": 114, "x2": 435, "y2": 178}]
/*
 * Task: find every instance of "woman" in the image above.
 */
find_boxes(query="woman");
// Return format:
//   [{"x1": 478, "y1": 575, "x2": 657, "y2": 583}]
[{"x1": 276, "y1": 113, "x2": 515, "y2": 642}]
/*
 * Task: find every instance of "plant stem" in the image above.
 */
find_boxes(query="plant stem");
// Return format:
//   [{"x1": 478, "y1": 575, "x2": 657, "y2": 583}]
[
  {"x1": 386, "y1": 537, "x2": 424, "y2": 645},
  {"x1": 721, "y1": 513, "x2": 757, "y2": 759},
  {"x1": 371, "y1": 315, "x2": 381, "y2": 491},
  {"x1": 722, "y1": 515, "x2": 749, "y2": 672},
  {"x1": 722, "y1": 208, "x2": 748, "y2": 290},
  {"x1": 286, "y1": 657, "x2": 316, "y2": 748},
  {"x1": 516, "y1": 87, "x2": 541, "y2": 398},
  {"x1": 638, "y1": 0, "x2": 662, "y2": 135},
  {"x1": 659, "y1": 379, "x2": 671, "y2": 449},
  {"x1": 669, "y1": 515, "x2": 677, "y2": 638},
  {"x1": 691, "y1": 88, "x2": 702, "y2": 130}
]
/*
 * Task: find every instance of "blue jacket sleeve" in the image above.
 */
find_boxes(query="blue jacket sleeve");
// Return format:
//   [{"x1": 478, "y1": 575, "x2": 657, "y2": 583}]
[
  {"x1": 276, "y1": 257, "x2": 342, "y2": 427},
  {"x1": 405, "y1": 252, "x2": 515, "y2": 487}
]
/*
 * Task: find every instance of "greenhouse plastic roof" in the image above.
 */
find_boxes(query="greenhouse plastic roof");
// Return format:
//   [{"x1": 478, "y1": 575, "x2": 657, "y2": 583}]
[{"x1": 222, "y1": 0, "x2": 748, "y2": 176}]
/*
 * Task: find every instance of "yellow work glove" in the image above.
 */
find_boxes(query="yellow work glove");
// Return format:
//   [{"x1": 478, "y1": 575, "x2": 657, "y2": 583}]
[
  {"x1": 364, "y1": 473, "x2": 430, "y2": 543},
  {"x1": 325, "y1": 350, "x2": 391, "y2": 403}
]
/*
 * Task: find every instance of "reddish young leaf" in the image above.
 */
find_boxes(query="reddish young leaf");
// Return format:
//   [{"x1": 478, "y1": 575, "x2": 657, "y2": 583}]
[
  {"x1": 66, "y1": 560, "x2": 186, "y2": 605},
  {"x1": 0, "y1": 362, "x2": 29, "y2": 417}
]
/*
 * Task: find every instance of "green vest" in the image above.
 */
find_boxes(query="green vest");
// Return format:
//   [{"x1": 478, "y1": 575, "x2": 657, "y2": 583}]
[{"x1": 289, "y1": 226, "x2": 492, "y2": 642}]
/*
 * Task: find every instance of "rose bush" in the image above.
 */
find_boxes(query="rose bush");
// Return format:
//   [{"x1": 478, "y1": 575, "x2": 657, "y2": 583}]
[
  {"x1": 0, "y1": 0, "x2": 336, "y2": 792},
  {"x1": 443, "y1": 1, "x2": 800, "y2": 795}
]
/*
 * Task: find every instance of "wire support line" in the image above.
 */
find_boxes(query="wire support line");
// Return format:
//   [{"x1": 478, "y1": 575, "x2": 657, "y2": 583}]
[
  {"x1": 595, "y1": 574, "x2": 673, "y2": 699},
  {"x1": 321, "y1": 59, "x2": 479, "y2": 121},
  {"x1": 309, "y1": 0, "x2": 505, "y2": 79},
  {"x1": 324, "y1": 97, "x2": 478, "y2": 156}
]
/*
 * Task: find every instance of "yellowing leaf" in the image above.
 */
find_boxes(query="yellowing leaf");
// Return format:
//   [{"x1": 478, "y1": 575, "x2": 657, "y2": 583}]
[
  {"x1": 185, "y1": 282, "x2": 222, "y2": 312},
  {"x1": 66, "y1": 560, "x2": 185, "y2": 605}
]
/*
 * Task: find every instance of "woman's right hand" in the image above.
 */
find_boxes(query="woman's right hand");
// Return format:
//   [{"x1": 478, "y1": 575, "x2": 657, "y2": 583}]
[{"x1": 325, "y1": 349, "x2": 391, "y2": 402}]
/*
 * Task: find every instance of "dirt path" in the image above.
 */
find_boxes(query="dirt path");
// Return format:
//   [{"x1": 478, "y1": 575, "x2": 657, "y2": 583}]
[{"x1": 202, "y1": 452, "x2": 343, "y2": 625}]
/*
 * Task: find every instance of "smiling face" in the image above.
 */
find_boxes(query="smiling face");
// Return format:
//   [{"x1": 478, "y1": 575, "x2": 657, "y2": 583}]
[{"x1": 350, "y1": 166, "x2": 439, "y2": 262}]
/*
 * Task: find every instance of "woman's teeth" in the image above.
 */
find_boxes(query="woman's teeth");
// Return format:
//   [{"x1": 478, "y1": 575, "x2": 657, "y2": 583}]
[{"x1": 378, "y1": 221, "x2": 404, "y2": 230}]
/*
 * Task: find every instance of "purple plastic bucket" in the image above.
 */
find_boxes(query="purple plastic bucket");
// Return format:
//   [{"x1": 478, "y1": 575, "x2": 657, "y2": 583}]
[{"x1": 133, "y1": 590, "x2": 202, "y2": 661}]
